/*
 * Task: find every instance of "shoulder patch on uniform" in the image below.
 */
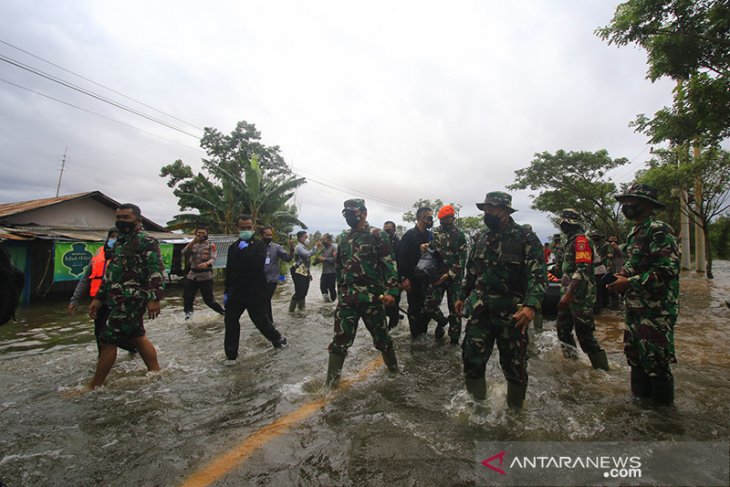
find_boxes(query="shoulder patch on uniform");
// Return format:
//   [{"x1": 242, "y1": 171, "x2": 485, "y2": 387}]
[{"x1": 575, "y1": 235, "x2": 592, "y2": 264}]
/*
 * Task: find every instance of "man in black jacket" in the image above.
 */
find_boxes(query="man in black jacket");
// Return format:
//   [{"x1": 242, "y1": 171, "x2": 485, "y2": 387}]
[
  {"x1": 383, "y1": 220, "x2": 402, "y2": 329},
  {"x1": 398, "y1": 207, "x2": 433, "y2": 339},
  {"x1": 224, "y1": 214, "x2": 287, "y2": 360}
]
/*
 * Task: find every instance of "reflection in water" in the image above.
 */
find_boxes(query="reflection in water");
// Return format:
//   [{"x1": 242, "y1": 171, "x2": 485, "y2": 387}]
[{"x1": 1, "y1": 263, "x2": 729, "y2": 486}]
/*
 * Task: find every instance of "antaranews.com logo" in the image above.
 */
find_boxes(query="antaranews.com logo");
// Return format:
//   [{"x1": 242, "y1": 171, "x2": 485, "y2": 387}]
[
  {"x1": 475, "y1": 441, "x2": 729, "y2": 486},
  {"x1": 481, "y1": 449, "x2": 642, "y2": 479}
]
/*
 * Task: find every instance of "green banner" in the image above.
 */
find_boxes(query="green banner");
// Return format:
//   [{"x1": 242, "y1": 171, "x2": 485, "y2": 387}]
[
  {"x1": 54, "y1": 242, "x2": 103, "y2": 282},
  {"x1": 54, "y1": 241, "x2": 174, "y2": 282}
]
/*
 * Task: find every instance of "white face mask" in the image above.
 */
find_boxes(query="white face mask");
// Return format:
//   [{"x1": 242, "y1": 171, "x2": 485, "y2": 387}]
[{"x1": 304, "y1": 238, "x2": 310, "y2": 245}]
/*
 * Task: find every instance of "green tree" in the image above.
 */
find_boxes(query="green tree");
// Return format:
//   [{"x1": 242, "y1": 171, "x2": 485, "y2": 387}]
[
  {"x1": 508, "y1": 150, "x2": 629, "y2": 235},
  {"x1": 709, "y1": 215, "x2": 730, "y2": 260},
  {"x1": 160, "y1": 121, "x2": 306, "y2": 234},
  {"x1": 597, "y1": 0, "x2": 730, "y2": 144},
  {"x1": 638, "y1": 146, "x2": 730, "y2": 278},
  {"x1": 402, "y1": 199, "x2": 463, "y2": 224},
  {"x1": 457, "y1": 215, "x2": 483, "y2": 243}
]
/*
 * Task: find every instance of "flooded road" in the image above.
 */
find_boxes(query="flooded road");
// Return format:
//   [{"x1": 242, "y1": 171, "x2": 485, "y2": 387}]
[{"x1": 1, "y1": 262, "x2": 730, "y2": 486}]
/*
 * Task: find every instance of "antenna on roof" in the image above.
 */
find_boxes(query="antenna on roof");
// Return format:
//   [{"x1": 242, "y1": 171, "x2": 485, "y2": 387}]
[{"x1": 55, "y1": 147, "x2": 68, "y2": 197}]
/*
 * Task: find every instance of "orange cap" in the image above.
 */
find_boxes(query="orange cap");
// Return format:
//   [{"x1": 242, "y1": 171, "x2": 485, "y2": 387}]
[{"x1": 437, "y1": 205, "x2": 455, "y2": 219}]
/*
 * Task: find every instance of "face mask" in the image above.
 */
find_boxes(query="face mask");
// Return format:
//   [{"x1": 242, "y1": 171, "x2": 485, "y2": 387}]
[
  {"x1": 345, "y1": 213, "x2": 360, "y2": 228},
  {"x1": 239, "y1": 230, "x2": 254, "y2": 240},
  {"x1": 115, "y1": 220, "x2": 136, "y2": 233},
  {"x1": 424, "y1": 217, "x2": 434, "y2": 229},
  {"x1": 106, "y1": 238, "x2": 117, "y2": 247},
  {"x1": 304, "y1": 238, "x2": 311, "y2": 245},
  {"x1": 483, "y1": 213, "x2": 501, "y2": 230},
  {"x1": 385, "y1": 228, "x2": 395, "y2": 236},
  {"x1": 263, "y1": 237, "x2": 273, "y2": 245},
  {"x1": 323, "y1": 241, "x2": 331, "y2": 248},
  {"x1": 560, "y1": 222, "x2": 577, "y2": 234},
  {"x1": 622, "y1": 203, "x2": 642, "y2": 220},
  {"x1": 199, "y1": 234, "x2": 208, "y2": 241}
]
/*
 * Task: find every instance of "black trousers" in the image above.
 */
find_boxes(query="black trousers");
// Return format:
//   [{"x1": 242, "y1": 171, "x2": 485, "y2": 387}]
[
  {"x1": 406, "y1": 279, "x2": 429, "y2": 338},
  {"x1": 224, "y1": 295, "x2": 282, "y2": 360},
  {"x1": 320, "y1": 272, "x2": 336, "y2": 300},
  {"x1": 266, "y1": 282, "x2": 278, "y2": 325},
  {"x1": 183, "y1": 278, "x2": 224, "y2": 314},
  {"x1": 291, "y1": 272, "x2": 310, "y2": 300},
  {"x1": 386, "y1": 290, "x2": 402, "y2": 329}
]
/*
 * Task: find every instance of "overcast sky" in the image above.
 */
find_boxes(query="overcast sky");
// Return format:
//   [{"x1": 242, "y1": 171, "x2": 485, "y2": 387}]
[{"x1": 0, "y1": 0, "x2": 674, "y2": 241}]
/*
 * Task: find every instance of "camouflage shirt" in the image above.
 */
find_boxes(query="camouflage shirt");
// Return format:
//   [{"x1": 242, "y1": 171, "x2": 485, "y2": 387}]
[
  {"x1": 460, "y1": 219, "x2": 546, "y2": 316},
  {"x1": 621, "y1": 217, "x2": 679, "y2": 316},
  {"x1": 561, "y1": 230, "x2": 595, "y2": 299},
  {"x1": 336, "y1": 223, "x2": 400, "y2": 305},
  {"x1": 428, "y1": 223, "x2": 468, "y2": 286},
  {"x1": 95, "y1": 229, "x2": 165, "y2": 305}
]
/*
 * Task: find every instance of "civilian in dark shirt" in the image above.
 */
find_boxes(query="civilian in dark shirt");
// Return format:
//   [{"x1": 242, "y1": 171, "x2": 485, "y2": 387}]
[
  {"x1": 397, "y1": 208, "x2": 433, "y2": 339},
  {"x1": 224, "y1": 214, "x2": 287, "y2": 360}
]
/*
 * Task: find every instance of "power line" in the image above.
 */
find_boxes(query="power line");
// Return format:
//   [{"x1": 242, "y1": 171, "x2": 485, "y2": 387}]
[
  {"x1": 0, "y1": 77, "x2": 202, "y2": 151},
  {"x1": 0, "y1": 38, "x2": 205, "y2": 132},
  {"x1": 0, "y1": 53, "x2": 202, "y2": 139}
]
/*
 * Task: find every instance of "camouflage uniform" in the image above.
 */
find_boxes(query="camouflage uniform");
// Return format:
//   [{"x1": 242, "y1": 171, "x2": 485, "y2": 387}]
[
  {"x1": 460, "y1": 192, "x2": 546, "y2": 399},
  {"x1": 621, "y1": 214, "x2": 679, "y2": 379},
  {"x1": 424, "y1": 222, "x2": 468, "y2": 344},
  {"x1": 95, "y1": 229, "x2": 165, "y2": 344},
  {"x1": 615, "y1": 183, "x2": 679, "y2": 404},
  {"x1": 556, "y1": 210, "x2": 606, "y2": 365},
  {"x1": 329, "y1": 201, "x2": 400, "y2": 358}
]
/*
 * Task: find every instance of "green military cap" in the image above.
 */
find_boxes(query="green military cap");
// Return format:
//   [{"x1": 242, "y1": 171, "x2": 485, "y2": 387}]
[
  {"x1": 476, "y1": 191, "x2": 516, "y2": 213},
  {"x1": 615, "y1": 182, "x2": 665, "y2": 208},
  {"x1": 559, "y1": 208, "x2": 583, "y2": 226},
  {"x1": 343, "y1": 198, "x2": 367, "y2": 211}
]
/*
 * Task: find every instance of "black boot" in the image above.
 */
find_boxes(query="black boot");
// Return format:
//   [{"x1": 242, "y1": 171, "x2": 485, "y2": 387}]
[
  {"x1": 297, "y1": 299, "x2": 306, "y2": 311},
  {"x1": 465, "y1": 377, "x2": 486, "y2": 401},
  {"x1": 434, "y1": 318, "x2": 447, "y2": 340},
  {"x1": 630, "y1": 367, "x2": 652, "y2": 399},
  {"x1": 507, "y1": 382, "x2": 527, "y2": 409},
  {"x1": 588, "y1": 350, "x2": 609, "y2": 371},
  {"x1": 326, "y1": 353, "x2": 346, "y2": 387},
  {"x1": 381, "y1": 348, "x2": 398, "y2": 373},
  {"x1": 651, "y1": 378, "x2": 674, "y2": 406},
  {"x1": 289, "y1": 296, "x2": 297, "y2": 313}
]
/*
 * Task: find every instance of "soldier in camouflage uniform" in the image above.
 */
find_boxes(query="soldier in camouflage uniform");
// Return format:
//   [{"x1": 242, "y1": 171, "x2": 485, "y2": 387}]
[
  {"x1": 556, "y1": 209, "x2": 609, "y2": 370},
  {"x1": 454, "y1": 192, "x2": 546, "y2": 409},
  {"x1": 88, "y1": 203, "x2": 163, "y2": 389},
  {"x1": 326, "y1": 199, "x2": 400, "y2": 386},
  {"x1": 607, "y1": 183, "x2": 679, "y2": 405},
  {"x1": 423, "y1": 204, "x2": 468, "y2": 344}
]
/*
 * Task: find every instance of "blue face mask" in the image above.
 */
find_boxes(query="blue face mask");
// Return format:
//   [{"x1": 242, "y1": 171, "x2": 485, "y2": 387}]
[
  {"x1": 239, "y1": 230, "x2": 254, "y2": 241},
  {"x1": 106, "y1": 238, "x2": 117, "y2": 247}
]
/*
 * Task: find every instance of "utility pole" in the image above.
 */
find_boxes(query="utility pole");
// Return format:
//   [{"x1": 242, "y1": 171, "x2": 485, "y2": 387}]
[{"x1": 55, "y1": 147, "x2": 68, "y2": 197}]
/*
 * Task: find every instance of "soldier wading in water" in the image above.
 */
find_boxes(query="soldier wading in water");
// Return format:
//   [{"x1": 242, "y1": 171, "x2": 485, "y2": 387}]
[
  {"x1": 326, "y1": 199, "x2": 400, "y2": 386},
  {"x1": 455, "y1": 192, "x2": 546, "y2": 409}
]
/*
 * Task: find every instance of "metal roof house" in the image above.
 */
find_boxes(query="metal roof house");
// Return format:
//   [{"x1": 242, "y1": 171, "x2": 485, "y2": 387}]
[{"x1": 0, "y1": 191, "x2": 189, "y2": 303}]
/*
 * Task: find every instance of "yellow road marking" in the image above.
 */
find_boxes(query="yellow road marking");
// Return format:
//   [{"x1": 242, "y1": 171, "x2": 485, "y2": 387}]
[{"x1": 180, "y1": 356, "x2": 385, "y2": 487}]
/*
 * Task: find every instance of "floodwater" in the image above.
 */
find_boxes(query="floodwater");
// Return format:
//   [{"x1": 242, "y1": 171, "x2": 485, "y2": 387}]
[{"x1": 1, "y1": 262, "x2": 729, "y2": 486}]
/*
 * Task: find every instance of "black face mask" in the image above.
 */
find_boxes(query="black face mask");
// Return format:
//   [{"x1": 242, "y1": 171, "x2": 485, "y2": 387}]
[
  {"x1": 483, "y1": 213, "x2": 501, "y2": 230},
  {"x1": 199, "y1": 234, "x2": 208, "y2": 241},
  {"x1": 263, "y1": 237, "x2": 273, "y2": 245},
  {"x1": 385, "y1": 229, "x2": 395, "y2": 236},
  {"x1": 560, "y1": 222, "x2": 578, "y2": 234},
  {"x1": 345, "y1": 213, "x2": 360, "y2": 229},
  {"x1": 115, "y1": 220, "x2": 136, "y2": 233},
  {"x1": 622, "y1": 203, "x2": 643, "y2": 220},
  {"x1": 424, "y1": 217, "x2": 433, "y2": 229}
]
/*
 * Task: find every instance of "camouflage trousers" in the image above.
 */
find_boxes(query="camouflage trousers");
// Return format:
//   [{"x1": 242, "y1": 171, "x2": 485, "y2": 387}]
[
  {"x1": 100, "y1": 298, "x2": 147, "y2": 345},
  {"x1": 556, "y1": 300, "x2": 603, "y2": 355},
  {"x1": 624, "y1": 307, "x2": 676, "y2": 381},
  {"x1": 329, "y1": 302, "x2": 393, "y2": 356},
  {"x1": 424, "y1": 279, "x2": 461, "y2": 342},
  {"x1": 462, "y1": 315, "x2": 528, "y2": 386}
]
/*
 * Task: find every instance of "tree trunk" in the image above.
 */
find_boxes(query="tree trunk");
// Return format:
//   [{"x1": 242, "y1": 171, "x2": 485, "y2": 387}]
[{"x1": 703, "y1": 222, "x2": 714, "y2": 279}]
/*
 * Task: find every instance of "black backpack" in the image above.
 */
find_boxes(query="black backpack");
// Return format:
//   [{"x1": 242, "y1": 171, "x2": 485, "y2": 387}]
[{"x1": 0, "y1": 245, "x2": 24, "y2": 325}]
